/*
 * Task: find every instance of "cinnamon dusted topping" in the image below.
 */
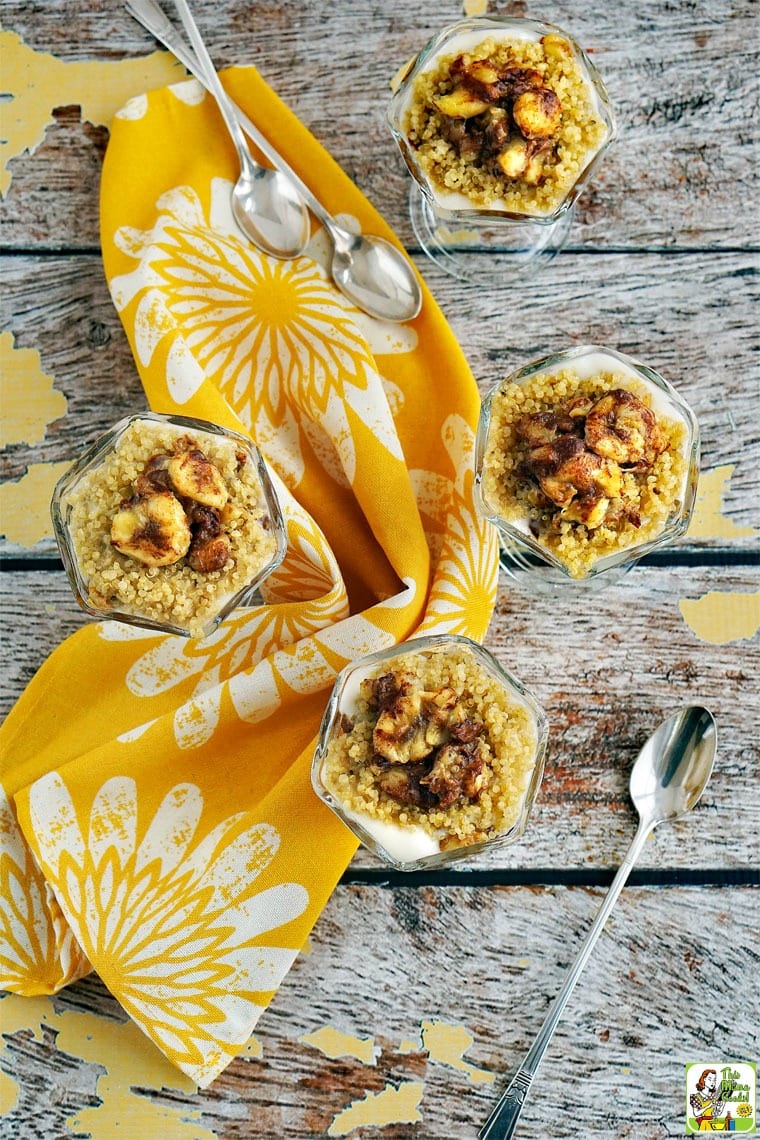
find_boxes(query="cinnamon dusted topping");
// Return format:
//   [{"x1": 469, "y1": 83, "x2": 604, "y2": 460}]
[
  {"x1": 433, "y1": 52, "x2": 562, "y2": 186},
  {"x1": 367, "y1": 670, "x2": 487, "y2": 811},
  {"x1": 516, "y1": 389, "x2": 667, "y2": 531},
  {"x1": 110, "y1": 436, "x2": 234, "y2": 572},
  {"x1": 110, "y1": 490, "x2": 191, "y2": 567}
]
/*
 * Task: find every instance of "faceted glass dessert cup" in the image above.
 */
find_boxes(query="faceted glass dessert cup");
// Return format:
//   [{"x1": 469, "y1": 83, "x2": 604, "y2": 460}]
[
  {"x1": 311, "y1": 634, "x2": 549, "y2": 872},
  {"x1": 387, "y1": 17, "x2": 616, "y2": 279},
  {"x1": 474, "y1": 345, "x2": 701, "y2": 588},
  {"x1": 51, "y1": 412, "x2": 287, "y2": 638}
]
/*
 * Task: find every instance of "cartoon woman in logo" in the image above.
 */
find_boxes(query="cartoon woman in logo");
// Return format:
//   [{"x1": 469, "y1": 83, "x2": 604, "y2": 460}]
[{"x1": 690, "y1": 1069, "x2": 732, "y2": 1131}]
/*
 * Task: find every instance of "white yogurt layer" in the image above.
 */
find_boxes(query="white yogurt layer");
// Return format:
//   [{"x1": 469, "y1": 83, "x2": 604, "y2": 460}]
[
  {"x1": 339, "y1": 803, "x2": 443, "y2": 862},
  {"x1": 398, "y1": 24, "x2": 609, "y2": 215}
]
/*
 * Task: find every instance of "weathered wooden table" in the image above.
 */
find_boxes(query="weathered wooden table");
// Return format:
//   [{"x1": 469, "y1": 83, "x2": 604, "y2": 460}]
[{"x1": 1, "y1": 1, "x2": 758, "y2": 1137}]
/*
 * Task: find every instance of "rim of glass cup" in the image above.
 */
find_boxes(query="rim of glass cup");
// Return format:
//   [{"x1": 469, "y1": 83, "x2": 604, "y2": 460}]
[
  {"x1": 388, "y1": 15, "x2": 617, "y2": 227},
  {"x1": 51, "y1": 411, "x2": 287, "y2": 638},
  {"x1": 473, "y1": 344, "x2": 701, "y2": 581},
  {"x1": 311, "y1": 633, "x2": 549, "y2": 872}
]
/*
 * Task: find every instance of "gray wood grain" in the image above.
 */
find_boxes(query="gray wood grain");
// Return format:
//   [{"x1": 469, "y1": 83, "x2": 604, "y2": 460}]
[
  {"x1": 0, "y1": 0, "x2": 757, "y2": 252},
  {"x1": 1, "y1": 250, "x2": 757, "y2": 556},
  {"x1": 3, "y1": 563, "x2": 757, "y2": 871},
  {"x1": 1, "y1": 1, "x2": 757, "y2": 1134},
  {"x1": 1, "y1": 885, "x2": 757, "y2": 1138}
]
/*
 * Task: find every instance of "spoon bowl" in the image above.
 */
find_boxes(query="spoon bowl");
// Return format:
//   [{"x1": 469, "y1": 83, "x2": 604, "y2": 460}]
[
  {"x1": 128, "y1": 0, "x2": 421, "y2": 321},
  {"x1": 630, "y1": 705, "x2": 717, "y2": 826},
  {"x1": 479, "y1": 705, "x2": 717, "y2": 1140},
  {"x1": 330, "y1": 225, "x2": 422, "y2": 322}
]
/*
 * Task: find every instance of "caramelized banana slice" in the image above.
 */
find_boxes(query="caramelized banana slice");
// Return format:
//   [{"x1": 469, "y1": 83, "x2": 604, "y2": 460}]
[
  {"x1": 167, "y1": 448, "x2": 229, "y2": 509},
  {"x1": 496, "y1": 138, "x2": 530, "y2": 179},
  {"x1": 585, "y1": 389, "x2": 667, "y2": 466},
  {"x1": 512, "y1": 87, "x2": 562, "y2": 139},
  {"x1": 111, "y1": 491, "x2": 191, "y2": 567},
  {"x1": 434, "y1": 87, "x2": 491, "y2": 118},
  {"x1": 541, "y1": 33, "x2": 573, "y2": 61},
  {"x1": 562, "y1": 494, "x2": 612, "y2": 529}
]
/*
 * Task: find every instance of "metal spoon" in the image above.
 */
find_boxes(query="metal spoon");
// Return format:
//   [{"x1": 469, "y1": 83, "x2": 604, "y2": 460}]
[
  {"x1": 479, "y1": 705, "x2": 717, "y2": 1140},
  {"x1": 167, "y1": 0, "x2": 308, "y2": 259},
  {"x1": 127, "y1": 0, "x2": 423, "y2": 322}
]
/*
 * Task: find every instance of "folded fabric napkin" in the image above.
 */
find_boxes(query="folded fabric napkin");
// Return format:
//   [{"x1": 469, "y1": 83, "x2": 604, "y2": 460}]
[{"x1": 0, "y1": 67, "x2": 498, "y2": 1086}]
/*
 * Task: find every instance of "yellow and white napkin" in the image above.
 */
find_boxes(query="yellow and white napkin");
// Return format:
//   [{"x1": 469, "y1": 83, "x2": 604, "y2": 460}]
[{"x1": 0, "y1": 67, "x2": 498, "y2": 1086}]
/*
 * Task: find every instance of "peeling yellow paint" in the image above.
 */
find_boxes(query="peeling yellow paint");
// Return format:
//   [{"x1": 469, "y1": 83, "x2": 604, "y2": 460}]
[
  {"x1": 687, "y1": 465, "x2": 757, "y2": 540},
  {"x1": 679, "y1": 590, "x2": 760, "y2": 645},
  {"x1": 463, "y1": 0, "x2": 489, "y2": 15},
  {"x1": 0, "y1": 460, "x2": 70, "y2": 545},
  {"x1": 327, "y1": 1081, "x2": 424, "y2": 1136},
  {"x1": 397, "y1": 1039, "x2": 421, "y2": 1054},
  {"x1": 0, "y1": 994, "x2": 213, "y2": 1137},
  {"x1": 421, "y1": 1019, "x2": 495, "y2": 1085},
  {"x1": 0, "y1": 331, "x2": 68, "y2": 448},
  {"x1": 0, "y1": 1068, "x2": 18, "y2": 1115},
  {"x1": 242, "y1": 1036, "x2": 263, "y2": 1059},
  {"x1": 0, "y1": 30, "x2": 185, "y2": 195},
  {"x1": 299, "y1": 1025, "x2": 379, "y2": 1065}
]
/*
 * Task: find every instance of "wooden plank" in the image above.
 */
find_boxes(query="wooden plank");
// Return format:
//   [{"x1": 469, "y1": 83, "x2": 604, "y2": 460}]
[
  {"x1": 1, "y1": 251, "x2": 757, "y2": 555},
  {"x1": 1, "y1": 884, "x2": 757, "y2": 1137},
  {"x1": 0, "y1": 1, "x2": 757, "y2": 250},
  {"x1": 2, "y1": 563, "x2": 757, "y2": 871}
]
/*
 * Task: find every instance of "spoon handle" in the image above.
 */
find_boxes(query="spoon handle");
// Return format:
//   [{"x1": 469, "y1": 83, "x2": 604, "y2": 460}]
[
  {"x1": 126, "y1": 0, "x2": 331, "y2": 229},
  {"x1": 168, "y1": 0, "x2": 259, "y2": 179},
  {"x1": 478, "y1": 818, "x2": 653, "y2": 1140}
]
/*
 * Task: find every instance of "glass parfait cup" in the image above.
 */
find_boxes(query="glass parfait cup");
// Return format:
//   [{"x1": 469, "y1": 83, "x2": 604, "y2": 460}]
[
  {"x1": 51, "y1": 412, "x2": 287, "y2": 638},
  {"x1": 473, "y1": 345, "x2": 701, "y2": 591},
  {"x1": 387, "y1": 16, "x2": 616, "y2": 280},
  {"x1": 311, "y1": 634, "x2": 549, "y2": 872}
]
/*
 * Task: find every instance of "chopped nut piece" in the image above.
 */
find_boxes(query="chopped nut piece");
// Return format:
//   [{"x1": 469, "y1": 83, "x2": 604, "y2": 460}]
[
  {"x1": 167, "y1": 447, "x2": 229, "y2": 509},
  {"x1": 512, "y1": 87, "x2": 562, "y2": 138},
  {"x1": 585, "y1": 389, "x2": 668, "y2": 467},
  {"x1": 188, "y1": 534, "x2": 231, "y2": 573},
  {"x1": 420, "y1": 741, "x2": 486, "y2": 808},
  {"x1": 135, "y1": 452, "x2": 172, "y2": 495},
  {"x1": 110, "y1": 491, "x2": 191, "y2": 567}
]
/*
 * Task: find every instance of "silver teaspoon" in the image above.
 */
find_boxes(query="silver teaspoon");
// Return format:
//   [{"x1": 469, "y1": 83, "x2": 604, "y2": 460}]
[
  {"x1": 127, "y1": 0, "x2": 422, "y2": 322},
  {"x1": 479, "y1": 705, "x2": 717, "y2": 1140},
  {"x1": 168, "y1": 0, "x2": 308, "y2": 259}
]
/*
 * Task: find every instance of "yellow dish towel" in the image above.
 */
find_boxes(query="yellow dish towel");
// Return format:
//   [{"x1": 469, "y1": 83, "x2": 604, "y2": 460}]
[{"x1": 0, "y1": 67, "x2": 498, "y2": 1086}]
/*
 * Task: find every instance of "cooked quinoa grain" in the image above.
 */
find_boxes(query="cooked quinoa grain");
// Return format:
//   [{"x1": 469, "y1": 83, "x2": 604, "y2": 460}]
[
  {"x1": 64, "y1": 420, "x2": 278, "y2": 635},
  {"x1": 404, "y1": 33, "x2": 608, "y2": 216},
  {"x1": 482, "y1": 368, "x2": 688, "y2": 577},
  {"x1": 321, "y1": 645, "x2": 539, "y2": 850}
]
